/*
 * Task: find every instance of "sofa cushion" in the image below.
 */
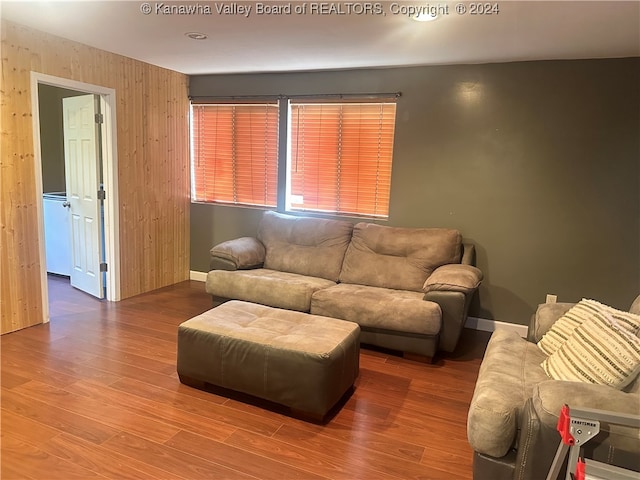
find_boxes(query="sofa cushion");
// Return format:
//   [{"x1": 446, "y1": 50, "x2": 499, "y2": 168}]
[
  {"x1": 257, "y1": 211, "x2": 354, "y2": 282},
  {"x1": 467, "y1": 329, "x2": 549, "y2": 458},
  {"x1": 339, "y1": 223, "x2": 462, "y2": 292},
  {"x1": 206, "y1": 269, "x2": 336, "y2": 312},
  {"x1": 586, "y1": 298, "x2": 640, "y2": 335},
  {"x1": 630, "y1": 295, "x2": 640, "y2": 315},
  {"x1": 537, "y1": 301, "x2": 589, "y2": 356},
  {"x1": 530, "y1": 302, "x2": 575, "y2": 343},
  {"x1": 210, "y1": 237, "x2": 265, "y2": 269},
  {"x1": 542, "y1": 311, "x2": 640, "y2": 390},
  {"x1": 422, "y1": 264, "x2": 483, "y2": 294},
  {"x1": 310, "y1": 284, "x2": 442, "y2": 335}
]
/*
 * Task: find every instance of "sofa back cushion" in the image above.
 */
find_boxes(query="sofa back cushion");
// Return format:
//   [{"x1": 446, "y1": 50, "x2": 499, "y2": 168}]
[
  {"x1": 339, "y1": 223, "x2": 462, "y2": 292},
  {"x1": 627, "y1": 374, "x2": 640, "y2": 393},
  {"x1": 630, "y1": 295, "x2": 640, "y2": 315},
  {"x1": 258, "y1": 211, "x2": 354, "y2": 282}
]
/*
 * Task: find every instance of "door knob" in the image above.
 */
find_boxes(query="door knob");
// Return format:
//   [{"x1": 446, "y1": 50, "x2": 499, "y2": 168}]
[{"x1": 62, "y1": 201, "x2": 71, "y2": 208}]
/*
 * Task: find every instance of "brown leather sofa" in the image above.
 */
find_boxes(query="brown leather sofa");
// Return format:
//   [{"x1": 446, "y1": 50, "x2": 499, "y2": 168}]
[
  {"x1": 205, "y1": 211, "x2": 483, "y2": 357},
  {"x1": 467, "y1": 295, "x2": 640, "y2": 480}
]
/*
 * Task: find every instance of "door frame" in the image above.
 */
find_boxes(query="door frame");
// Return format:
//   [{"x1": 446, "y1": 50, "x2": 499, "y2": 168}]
[{"x1": 31, "y1": 72, "x2": 121, "y2": 321}]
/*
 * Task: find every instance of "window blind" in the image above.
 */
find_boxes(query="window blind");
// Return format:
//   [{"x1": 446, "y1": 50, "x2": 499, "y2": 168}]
[
  {"x1": 288, "y1": 102, "x2": 396, "y2": 218},
  {"x1": 191, "y1": 103, "x2": 279, "y2": 207}
]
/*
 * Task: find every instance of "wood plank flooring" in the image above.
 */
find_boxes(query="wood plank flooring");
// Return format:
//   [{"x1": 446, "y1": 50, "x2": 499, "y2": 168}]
[{"x1": 1, "y1": 275, "x2": 490, "y2": 479}]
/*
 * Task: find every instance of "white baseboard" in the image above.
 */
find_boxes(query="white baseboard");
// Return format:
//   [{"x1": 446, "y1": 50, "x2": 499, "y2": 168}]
[
  {"x1": 465, "y1": 316, "x2": 528, "y2": 337},
  {"x1": 190, "y1": 269, "x2": 528, "y2": 337},
  {"x1": 190, "y1": 270, "x2": 207, "y2": 282}
]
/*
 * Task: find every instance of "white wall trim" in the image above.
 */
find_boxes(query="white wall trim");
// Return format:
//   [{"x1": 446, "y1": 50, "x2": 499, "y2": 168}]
[
  {"x1": 189, "y1": 270, "x2": 529, "y2": 336},
  {"x1": 190, "y1": 270, "x2": 208, "y2": 282},
  {"x1": 465, "y1": 316, "x2": 528, "y2": 337}
]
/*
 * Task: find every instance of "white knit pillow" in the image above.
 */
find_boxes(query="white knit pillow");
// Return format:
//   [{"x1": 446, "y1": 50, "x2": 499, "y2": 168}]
[
  {"x1": 541, "y1": 312, "x2": 640, "y2": 390},
  {"x1": 537, "y1": 300, "x2": 594, "y2": 355},
  {"x1": 582, "y1": 298, "x2": 640, "y2": 335},
  {"x1": 537, "y1": 298, "x2": 640, "y2": 356}
]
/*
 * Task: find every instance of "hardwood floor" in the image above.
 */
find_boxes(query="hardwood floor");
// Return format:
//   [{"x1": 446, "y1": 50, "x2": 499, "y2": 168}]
[{"x1": 1, "y1": 276, "x2": 490, "y2": 479}]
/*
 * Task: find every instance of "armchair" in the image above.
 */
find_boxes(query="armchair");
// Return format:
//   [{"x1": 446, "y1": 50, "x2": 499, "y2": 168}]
[{"x1": 467, "y1": 295, "x2": 640, "y2": 480}]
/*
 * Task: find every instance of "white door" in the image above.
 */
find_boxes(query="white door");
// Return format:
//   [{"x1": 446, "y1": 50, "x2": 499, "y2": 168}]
[{"x1": 63, "y1": 95, "x2": 104, "y2": 299}]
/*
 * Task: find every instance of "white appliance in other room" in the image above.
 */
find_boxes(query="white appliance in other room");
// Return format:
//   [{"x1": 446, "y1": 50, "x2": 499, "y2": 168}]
[{"x1": 43, "y1": 192, "x2": 72, "y2": 276}]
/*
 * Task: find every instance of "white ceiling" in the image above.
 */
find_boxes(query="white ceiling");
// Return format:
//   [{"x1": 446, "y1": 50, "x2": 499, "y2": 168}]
[{"x1": 1, "y1": 1, "x2": 639, "y2": 75}]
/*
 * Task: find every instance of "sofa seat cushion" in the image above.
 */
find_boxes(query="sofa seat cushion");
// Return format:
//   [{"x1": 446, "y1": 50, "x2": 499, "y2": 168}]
[
  {"x1": 258, "y1": 211, "x2": 354, "y2": 282},
  {"x1": 310, "y1": 284, "x2": 442, "y2": 335},
  {"x1": 206, "y1": 269, "x2": 336, "y2": 312},
  {"x1": 467, "y1": 329, "x2": 549, "y2": 458},
  {"x1": 339, "y1": 222, "x2": 462, "y2": 292}
]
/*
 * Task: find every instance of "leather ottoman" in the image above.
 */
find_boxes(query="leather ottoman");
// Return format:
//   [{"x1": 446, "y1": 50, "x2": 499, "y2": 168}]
[{"x1": 177, "y1": 300, "x2": 360, "y2": 419}]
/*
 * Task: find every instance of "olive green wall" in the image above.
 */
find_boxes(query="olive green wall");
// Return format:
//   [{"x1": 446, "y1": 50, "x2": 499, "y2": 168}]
[
  {"x1": 189, "y1": 58, "x2": 640, "y2": 325},
  {"x1": 38, "y1": 84, "x2": 86, "y2": 193}
]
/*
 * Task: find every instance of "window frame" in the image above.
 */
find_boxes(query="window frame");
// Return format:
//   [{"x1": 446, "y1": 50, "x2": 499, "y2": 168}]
[
  {"x1": 284, "y1": 99, "x2": 397, "y2": 219},
  {"x1": 190, "y1": 101, "x2": 279, "y2": 208},
  {"x1": 190, "y1": 94, "x2": 399, "y2": 220}
]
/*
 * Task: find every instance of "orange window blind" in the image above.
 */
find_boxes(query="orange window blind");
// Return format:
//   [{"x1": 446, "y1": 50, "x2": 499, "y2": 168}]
[
  {"x1": 191, "y1": 103, "x2": 279, "y2": 207},
  {"x1": 289, "y1": 102, "x2": 396, "y2": 218}
]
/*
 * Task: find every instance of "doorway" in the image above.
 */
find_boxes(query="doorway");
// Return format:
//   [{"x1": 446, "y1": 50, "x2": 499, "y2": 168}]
[
  {"x1": 40, "y1": 86, "x2": 105, "y2": 298},
  {"x1": 31, "y1": 72, "x2": 121, "y2": 323}
]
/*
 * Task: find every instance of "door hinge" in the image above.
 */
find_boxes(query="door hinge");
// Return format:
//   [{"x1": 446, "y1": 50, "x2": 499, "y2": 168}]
[
  {"x1": 98, "y1": 188, "x2": 106, "y2": 201},
  {"x1": 95, "y1": 113, "x2": 104, "y2": 124},
  {"x1": 100, "y1": 262, "x2": 108, "y2": 272}
]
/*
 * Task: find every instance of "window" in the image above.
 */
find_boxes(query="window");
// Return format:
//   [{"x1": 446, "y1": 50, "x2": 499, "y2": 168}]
[
  {"x1": 190, "y1": 97, "x2": 397, "y2": 219},
  {"x1": 191, "y1": 103, "x2": 279, "y2": 207},
  {"x1": 287, "y1": 101, "x2": 396, "y2": 218}
]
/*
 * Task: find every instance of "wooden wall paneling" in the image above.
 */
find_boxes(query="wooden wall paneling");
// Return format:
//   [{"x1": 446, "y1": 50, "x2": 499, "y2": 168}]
[
  {"x1": 164, "y1": 74, "x2": 179, "y2": 285},
  {"x1": 157, "y1": 68, "x2": 170, "y2": 283},
  {"x1": 1, "y1": 24, "x2": 43, "y2": 334},
  {"x1": 0, "y1": 20, "x2": 190, "y2": 334},
  {"x1": 120, "y1": 58, "x2": 144, "y2": 296},
  {"x1": 151, "y1": 65, "x2": 163, "y2": 287},
  {"x1": 119, "y1": 57, "x2": 146, "y2": 297},
  {"x1": 169, "y1": 72, "x2": 190, "y2": 285},
  {"x1": 170, "y1": 72, "x2": 189, "y2": 285},
  {"x1": 147, "y1": 64, "x2": 157, "y2": 291},
  {"x1": 121, "y1": 56, "x2": 138, "y2": 296}
]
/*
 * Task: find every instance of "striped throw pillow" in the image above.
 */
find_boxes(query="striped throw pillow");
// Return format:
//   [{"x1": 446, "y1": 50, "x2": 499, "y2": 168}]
[
  {"x1": 541, "y1": 312, "x2": 640, "y2": 390},
  {"x1": 582, "y1": 298, "x2": 640, "y2": 335},
  {"x1": 537, "y1": 298, "x2": 640, "y2": 356},
  {"x1": 537, "y1": 300, "x2": 595, "y2": 355}
]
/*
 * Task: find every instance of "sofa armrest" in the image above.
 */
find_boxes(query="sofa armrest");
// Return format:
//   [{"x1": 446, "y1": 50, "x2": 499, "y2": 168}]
[
  {"x1": 527, "y1": 302, "x2": 575, "y2": 343},
  {"x1": 532, "y1": 380, "x2": 640, "y2": 431},
  {"x1": 422, "y1": 291, "x2": 468, "y2": 353},
  {"x1": 209, "y1": 237, "x2": 265, "y2": 271},
  {"x1": 514, "y1": 382, "x2": 640, "y2": 480},
  {"x1": 422, "y1": 265, "x2": 482, "y2": 353},
  {"x1": 423, "y1": 264, "x2": 483, "y2": 294}
]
